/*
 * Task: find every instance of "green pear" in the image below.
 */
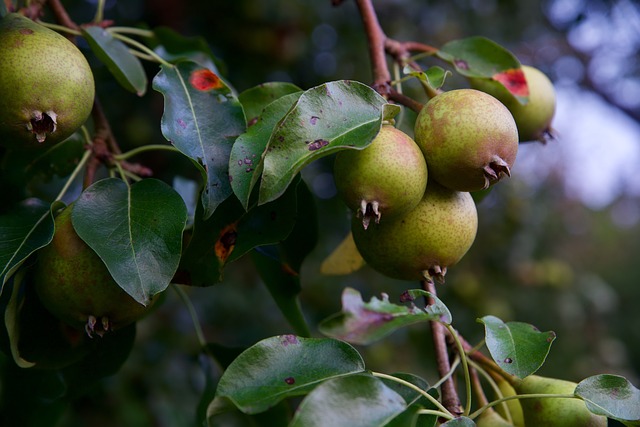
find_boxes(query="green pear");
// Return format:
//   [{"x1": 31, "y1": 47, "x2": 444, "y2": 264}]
[
  {"x1": 34, "y1": 204, "x2": 155, "y2": 337},
  {"x1": 515, "y1": 375, "x2": 607, "y2": 427},
  {"x1": 470, "y1": 65, "x2": 556, "y2": 143},
  {"x1": 476, "y1": 408, "x2": 515, "y2": 427},
  {"x1": 494, "y1": 377, "x2": 525, "y2": 427},
  {"x1": 0, "y1": 14, "x2": 95, "y2": 148},
  {"x1": 334, "y1": 125, "x2": 428, "y2": 228},
  {"x1": 413, "y1": 88, "x2": 518, "y2": 192},
  {"x1": 351, "y1": 181, "x2": 477, "y2": 282}
]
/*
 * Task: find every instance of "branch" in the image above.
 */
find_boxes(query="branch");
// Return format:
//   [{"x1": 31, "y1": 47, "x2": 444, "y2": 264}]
[
  {"x1": 424, "y1": 279, "x2": 464, "y2": 417},
  {"x1": 354, "y1": 0, "x2": 391, "y2": 96}
]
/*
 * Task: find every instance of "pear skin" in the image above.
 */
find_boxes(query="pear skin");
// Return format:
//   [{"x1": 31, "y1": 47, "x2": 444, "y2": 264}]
[
  {"x1": 515, "y1": 375, "x2": 607, "y2": 427},
  {"x1": 0, "y1": 14, "x2": 94, "y2": 148}
]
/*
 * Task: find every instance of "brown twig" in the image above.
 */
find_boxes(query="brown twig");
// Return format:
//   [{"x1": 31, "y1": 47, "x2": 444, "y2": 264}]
[
  {"x1": 388, "y1": 89, "x2": 423, "y2": 113},
  {"x1": 354, "y1": 0, "x2": 392, "y2": 96},
  {"x1": 424, "y1": 279, "x2": 464, "y2": 417}
]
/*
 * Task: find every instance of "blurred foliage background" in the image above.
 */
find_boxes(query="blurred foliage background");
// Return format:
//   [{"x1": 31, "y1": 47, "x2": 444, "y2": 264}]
[{"x1": 2, "y1": 0, "x2": 640, "y2": 425}]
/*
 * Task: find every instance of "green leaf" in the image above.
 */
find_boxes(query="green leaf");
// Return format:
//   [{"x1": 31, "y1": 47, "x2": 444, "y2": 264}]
[
  {"x1": 0, "y1": 199, "x2": 56, "y2": 293},
  {"x1": 249, "y1": 180, "x2": 316, "y2": 336},
  {"x1": 72, "y1": 178, "x2": 188, "y2": 305},
  {"x1": 404, "y1": 65, "x2": 451, "y2": 90},
  {"x1": 153, "y1": 61, "x2": 246, "y2": 218},
  {"x1": 178, "y1": 175, "x2": 302, "y2": 286},
  {"x1": 289, "y1": 373, "x2": 407, "y2": 427},
  {"x1": 437, "y1": 36, "x2": 528, "y2": 102},
  {"x1": 238, "y1": 82, "x2": 302, "y2": 124},
  {"x1": 576, "y1": 374, "x2": 640, "y2": 424},
  {"x1": 441, "y1": 417, "x2": 475, "y2": 426},
  {"x1": 319, "y1": 287, "x2": 449, "y2": 345},
  {"x1": 258, "y1": 80, "x2": 400, "y2": 204},
  {"x1": 381, "y1": 373, "x2": 439, "y2": 427},
  {"x1": 251, "y1": 248, "x2": 310, "y2": 337},
  {"x1": 230, "y1": 92, "x2": 302, "y2": 209},
  {"x1": 82, "y1": 26, "x2": 148, "y2": 96},
  {"x1": 177, "y1": 195, "x2": 245, "y2": 286},
  {"x1": 479, "y1": 315, "x2": 556, "y2": 378},
  {"x1": 152, "y1": 26, "x2": 224, "y2": 74},
  {"x1": 214, "y1": 335, "x2": 365, "y2": 414}
]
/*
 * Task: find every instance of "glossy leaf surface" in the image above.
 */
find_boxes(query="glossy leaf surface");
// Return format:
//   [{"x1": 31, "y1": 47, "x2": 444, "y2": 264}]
[
  {"x1": 259, "y1": 80, "x2": 400, "y2": 204},
  {"x1": 576, "y1": 374, "x2": 640, "y2": 424},
  {"x1": 479, "y1": 315, "x2": 556, "y2": 378},
  {"x1": 289, "y1": 373, "x2": 407, "y2": 427},
  {"x1": 83, "y1": 26, "x2": 147, "y2": 96},
  {"x1": 214, "y1": 336, "x2": 365, "y2": 414},
  {"x1": 153, "y1": 61, "x2": 246, "y2": 218},
  {"x1": 72, "y1": 178, "x2": 187, "y2": 305}
]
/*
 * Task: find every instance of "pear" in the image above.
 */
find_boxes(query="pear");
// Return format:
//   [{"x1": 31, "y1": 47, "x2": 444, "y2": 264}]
[
  {"x1": 0, "y1": 13, "x2": 95, "y2": 148},
  {"x1": 476, "y1": 408, "x2": 515, "y2": 427},
  {"x1": 333, "y1": 125, "x2": 428, "y2": 229},
  {"x1": 34, "y1": 204, "x2": 155, "y2": 337},
  {"x1": 494, "y1": 377, "x2": 525, "y2": 427},
  {"x1": 351, "y1": 181, "x2": 477, "y2": 282},
  {"x1": 515, "y1": 375, "x2": 607, "y2": 427},
  {"x1": 470, "y1": 65, "x2": 556, "y2": 143},
  {"x1": 414, "y1": 89, "x2": 518, "y2": 192}
]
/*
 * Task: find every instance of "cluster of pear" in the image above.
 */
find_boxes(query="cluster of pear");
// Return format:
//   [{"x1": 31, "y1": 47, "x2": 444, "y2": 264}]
[
  {"x1": 334, "y1": 66, "x2": 555, "y2": 282},
  {"x1": 0, "y1": 13, "x2": 94, "y2": 149},
  {"x1": 478, "y1": 375, "x2": 607, "y2": 426}
]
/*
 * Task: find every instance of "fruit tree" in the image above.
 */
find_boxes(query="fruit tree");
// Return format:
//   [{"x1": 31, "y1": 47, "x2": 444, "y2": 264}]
[{"x1": 1, "y1": 0, "x2": 639, "y2": 426}]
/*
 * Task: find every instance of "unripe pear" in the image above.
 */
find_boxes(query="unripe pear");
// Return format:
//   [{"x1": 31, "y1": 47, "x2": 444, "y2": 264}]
[
  {"x1": 0, "y1": 14, "x2": 95, "y2": 148},
  {"x1": 515, "y1": 375, "x2": 607, "y2": 427},
  {"x1": 34, "y1": 204, "x2": 155, "y2": 337},
  {"x1": 333, "y1": 125, "x2": 428, "y2": 229},
  {"x1": 414, "y1": 89, "x2": 518, "y2": 192},
  {"x1": 476, "y1": 408, "x2": 515, "y2": 427},
  {"x1": 470, "y1": 65, "x2": 556, "y2": 142},
  {"x1": 494, "y1": 377, "x2": 525, "y2": 427},
  {"x1": 351, "y1": 181, "x2": 477, "y2": 282}
]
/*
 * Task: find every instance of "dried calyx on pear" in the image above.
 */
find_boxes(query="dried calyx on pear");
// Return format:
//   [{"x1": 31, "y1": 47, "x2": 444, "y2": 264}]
[
  {"x1": 0, "y1": 13, "x2": 95, "y2": 148},
  {"x1": 351, "y1": 181, "x2": 477, "y2": 283}
]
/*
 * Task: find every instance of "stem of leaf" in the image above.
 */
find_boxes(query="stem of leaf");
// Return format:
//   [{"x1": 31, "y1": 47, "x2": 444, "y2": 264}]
[
  {"x1": 53, "y1": 148, "x2": 92, "y2": 202},
  {"x1": 171, "y1": 284, "x2": 211, "y2": 355},
  {"x1": 468, "y1": 393, "x2": 579, "y2": 420},
  {"x1": 431, "y1": 355, "x2": 460, "y2": 390},
  {"x1": 93, "y1": 0, "x2": 105, "y2": 23},
  {"x1": 110, "y1": 32, "x2": 172, "y2": 67},
  {"x1": 415, "y1": 409, "x2": 455, "y2": 420},
  {"x1": 444, "y1": 323, "x2": 472, "y2": 416},
  {"x1": 108, "y1": 26, "x2": 155, "y2": 38},
  {"x1": 467, "y1": 358, "x2": 513, "y2": 424},
  {"x1": 371, "y1": 372, "x2": 453, "y2": 418},
  {"x1": 114, "y1": 144, "x2": 181, "y2": 161},
  {"x1": 36, "y1": 21, "x2": 82, "y2": 36}
]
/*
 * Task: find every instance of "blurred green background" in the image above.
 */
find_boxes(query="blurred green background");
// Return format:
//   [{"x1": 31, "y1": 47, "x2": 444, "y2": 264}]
[{"x1": 2, "y1": 0, "x2": 639, "y2": 425}]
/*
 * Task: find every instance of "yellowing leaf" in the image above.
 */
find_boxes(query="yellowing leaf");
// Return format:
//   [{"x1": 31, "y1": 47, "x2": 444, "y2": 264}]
[{"x1": 320, "y1": 232, "x2": 365, "y2": 275}]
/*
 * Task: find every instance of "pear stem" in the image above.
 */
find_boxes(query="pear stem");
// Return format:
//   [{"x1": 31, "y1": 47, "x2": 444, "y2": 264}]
[{"x1": 444, "y1": 323, "x2": 473, "y2": 416}]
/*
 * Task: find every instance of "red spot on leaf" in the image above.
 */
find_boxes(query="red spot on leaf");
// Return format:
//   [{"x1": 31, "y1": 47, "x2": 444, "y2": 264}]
[
  {"x1": 284, "y1": 377, "x2": 296, "y2": 385},
  {"x1": 281, "y1": 335, "x2": 299, "y2": 346},
  {"x1": 493, "y1": 68, "x2": 529, "y2": 98},
  {"x1": 215, "y1": 223, "x2": 238, "y2": 262},
  {"x1": 189, "y1": 69, "x2": 223, "y2": 91}
]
